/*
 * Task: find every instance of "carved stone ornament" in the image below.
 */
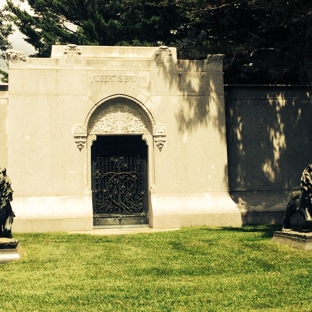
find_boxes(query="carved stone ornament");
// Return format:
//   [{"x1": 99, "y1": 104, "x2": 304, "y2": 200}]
[
  {"x1": 153, "y1": 46, "x2": 173, "y2": 64},
  {"x1": 89, "y1": 104, "x2": 149, "y2": 135},
  {"x1": 5, "y1": 50, "x2": 26, "y2": 64},
  {"x1": 73, "y1": 124, "x2": 87, "y2": 151},
  {"x1": 206, "y1": 54, "x2": 224, "y2": 63},
  {"x1": 153, "y1": 123, "x2": 166, "y2": 151},
  {"x1": 155, "y1": 46, "x2": 172, "y2": 57},
  {"x1": 64, "y1": 44, "x2": 81, "y2": 55}
]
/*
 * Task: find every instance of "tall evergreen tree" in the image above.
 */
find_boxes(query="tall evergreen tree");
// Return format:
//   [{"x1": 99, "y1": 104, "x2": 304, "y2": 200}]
[
  {"x1": 5, "y1": 0, "x2": 312, "y2": 84},
  {"x1": 0, "y1": 7, "x2": 13, "y2": 82},
  {"x1": 5, "y1": 0, "x2": 188, "y2": 57},
  {"x1": 176, "y1": 0, "x2": 312, "y2": 84}
]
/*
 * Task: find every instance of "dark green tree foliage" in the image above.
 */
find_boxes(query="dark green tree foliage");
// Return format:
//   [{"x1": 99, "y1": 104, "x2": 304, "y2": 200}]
[
  {"x1": 5, "y1": 0, "x2": 312, "y2": 84},
  {"x1": 177, "y1": 0, "x2": 312, "y2": 84},
  {"x1": 0, "y1": 8, "x2": 12, "y2": 82},
  {"x1": 0, "y1": 10, "x2": 12, "y2": 56},
  {"x1": 6, "y1": 0, "x2": 187, "y2": 57}
]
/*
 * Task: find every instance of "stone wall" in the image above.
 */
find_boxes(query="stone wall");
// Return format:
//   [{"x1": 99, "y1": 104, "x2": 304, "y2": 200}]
[
  {"x1": 2, "y1": 50, "x2": 311, "y2": 231},
  {"x1": 225, "y1": 85, "x2": 312, "y2": 225},
  {"x1": 1, "y1": 46, "x2": 242, "y2": 232}
]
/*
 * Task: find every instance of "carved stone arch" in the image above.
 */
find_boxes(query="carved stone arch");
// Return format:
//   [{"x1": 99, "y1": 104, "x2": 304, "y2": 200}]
[
  {"x1": 87, "y1": 96, "x2": 153, "y2": 136},
  {"x1": 73, "y1": 94, "x2": 167, "y2": 151},
  {"x1": 86, "y1": 94, "x2": 155, "y2": 134}
]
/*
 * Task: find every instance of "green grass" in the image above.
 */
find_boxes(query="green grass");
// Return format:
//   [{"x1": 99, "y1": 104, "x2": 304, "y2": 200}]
[{"x1": 1, "y1": 225, "x2": 312, "y2": 312}]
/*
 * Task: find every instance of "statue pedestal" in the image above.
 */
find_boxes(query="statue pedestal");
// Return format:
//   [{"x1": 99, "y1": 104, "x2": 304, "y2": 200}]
[
  {"x1": 272, "y1": 230, "x2": 312, "y2": 250},
  {"x1": 0, "y1": 238, "x2": 24, "y2": 263}
]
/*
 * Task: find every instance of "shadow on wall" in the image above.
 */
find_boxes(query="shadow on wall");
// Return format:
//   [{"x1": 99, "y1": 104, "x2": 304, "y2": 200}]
[
  {"x1": 176, "y1": 59, "x2": 226, "y2": 140},
  {"x1": 225, "y1": 85, "x2": 312, "y2": 223},
  {"x1": 153, "y1": 50, "x2": 226, "y2": 138},
  {"x1": 154, "y1": 50, "x2": 229, "y2": 189}
]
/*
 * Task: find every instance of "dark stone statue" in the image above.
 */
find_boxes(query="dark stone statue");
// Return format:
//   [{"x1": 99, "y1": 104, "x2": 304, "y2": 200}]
[
  {"x1": 0, "y1": 168, "x2": 15, "y2": 238},
  {"x1": 283, "y1": 164, "x2": 312, "y2": 231}
]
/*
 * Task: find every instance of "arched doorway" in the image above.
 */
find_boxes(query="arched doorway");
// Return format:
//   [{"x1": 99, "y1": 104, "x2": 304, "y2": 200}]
[
  {"x1": 91, "y1": 135, "x2": 148, "y2": 226},
  {"x1": 85, "y1": 96, "x2": 154, "y2": 226}
]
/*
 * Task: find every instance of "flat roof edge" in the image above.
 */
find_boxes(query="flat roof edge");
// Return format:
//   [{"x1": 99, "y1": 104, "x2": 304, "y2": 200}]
[{"x1": 51, "y1": 45, "x2": 177, "y2": 59}]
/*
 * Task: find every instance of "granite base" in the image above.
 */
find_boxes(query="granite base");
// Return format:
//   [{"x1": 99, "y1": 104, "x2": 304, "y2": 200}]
[
  {"x1": 0, "y1": 238, "x2": 24, "y2": 263},
  {"x1": 272, "y1": 230, "x2": 312, "y2": 250}
]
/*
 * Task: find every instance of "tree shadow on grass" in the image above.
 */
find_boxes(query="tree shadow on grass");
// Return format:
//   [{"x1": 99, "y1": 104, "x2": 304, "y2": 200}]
[{"x1": 209, "y1": 225, "x2": 282, "y2": 238}]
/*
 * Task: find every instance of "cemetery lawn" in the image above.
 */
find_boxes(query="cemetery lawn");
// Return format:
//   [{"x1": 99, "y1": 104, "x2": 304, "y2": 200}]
[{"x1": 2, "y1": 226, "x2": 312, "y2": 312}]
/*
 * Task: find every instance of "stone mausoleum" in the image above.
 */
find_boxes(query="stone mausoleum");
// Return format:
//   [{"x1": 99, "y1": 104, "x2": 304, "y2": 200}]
[{"x1": 0, "y1": 45, "x2": 242, "y2": 232}]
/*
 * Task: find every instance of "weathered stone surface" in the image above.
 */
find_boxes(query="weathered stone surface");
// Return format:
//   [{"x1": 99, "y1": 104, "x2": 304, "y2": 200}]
[{"x1": 272, "y1": 230, "x2": 312, "y2": 250}]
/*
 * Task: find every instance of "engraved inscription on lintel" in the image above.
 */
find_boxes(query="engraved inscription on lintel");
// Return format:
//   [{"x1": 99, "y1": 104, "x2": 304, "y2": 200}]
[{"x1": 91, "y1": 72, "x2": 150, "y2": 85}]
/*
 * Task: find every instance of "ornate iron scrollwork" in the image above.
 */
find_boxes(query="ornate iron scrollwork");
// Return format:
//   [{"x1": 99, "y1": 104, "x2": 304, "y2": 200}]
[{"x1": 93, "y1": 156, "x2": 146, "y2": 218}]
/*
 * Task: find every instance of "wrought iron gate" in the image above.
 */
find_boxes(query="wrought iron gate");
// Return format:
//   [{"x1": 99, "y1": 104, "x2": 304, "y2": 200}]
[{"x1": 91, "y1": 135, "x2": 148, "y2": 226}]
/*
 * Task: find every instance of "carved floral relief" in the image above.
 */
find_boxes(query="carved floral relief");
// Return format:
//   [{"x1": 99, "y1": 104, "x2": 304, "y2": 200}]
[
  {"x1": 5, "y1": 50, "x2": 26, "y2": 64},
  {"x1": 89, "y1": 104, "x2": 149, "y2": 135}
]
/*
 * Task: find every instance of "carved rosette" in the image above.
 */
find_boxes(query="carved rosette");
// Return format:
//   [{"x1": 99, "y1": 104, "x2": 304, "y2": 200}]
[
  {"x1": 73, "y1": 124, "x2": 87, "y2": 151},
  {"x1": 153, "y1": 123, "x2": 166, "y2": 151},
  {"x1": 63, "y1": 44, "x2": 82, "y2": 66},
  {"x1": 64, "y1": 44, "x2": 81, "y2": 55},
  {"x1": 5, "y1": 50, "x2": 26, "y2": 64},
  {"x1": 89, "y1": 104, "x2": 149, "y2": 135}
]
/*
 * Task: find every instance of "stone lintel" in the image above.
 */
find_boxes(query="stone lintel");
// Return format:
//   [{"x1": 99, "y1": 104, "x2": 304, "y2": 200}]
[{"x1": 272, "y1": 231, "x2": 312, "y2": 250}]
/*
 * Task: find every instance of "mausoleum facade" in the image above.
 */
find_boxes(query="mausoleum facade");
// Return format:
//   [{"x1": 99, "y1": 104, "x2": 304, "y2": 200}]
[{"x1": 1, "y1": 45, "x2": 242, "y2": 232}]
